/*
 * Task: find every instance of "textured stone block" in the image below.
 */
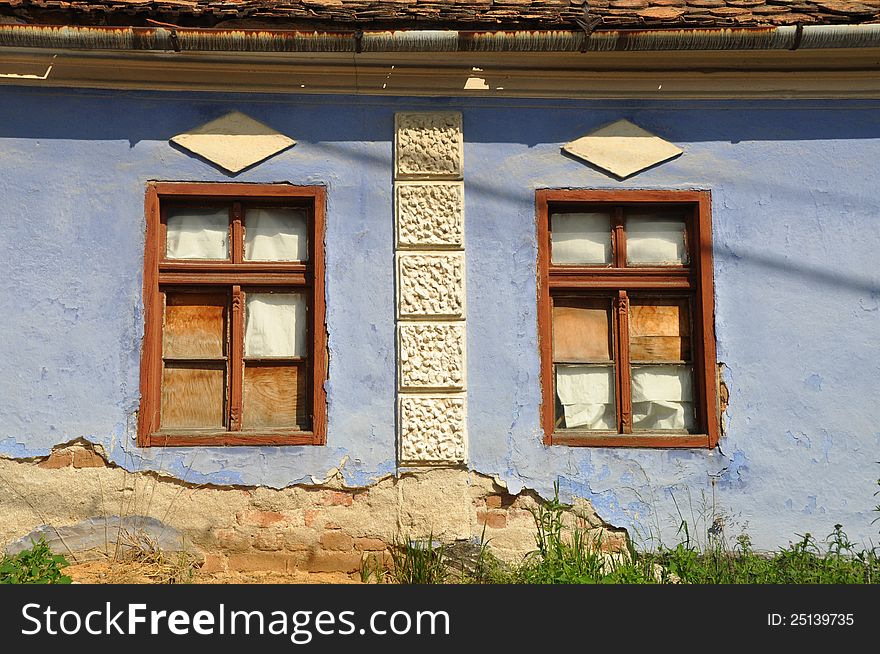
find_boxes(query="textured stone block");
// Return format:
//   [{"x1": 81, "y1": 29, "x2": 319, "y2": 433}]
[
  {"x1": 395, "y1": 112, "x2": 463, "y2": 180},
  {"x1": 399, "y1": 396, "x2": 466, "y2": 464},
  {"x1": 397, "y1": 253, "x2": 465, "y2": 318},
  {"x1": 398, "y1": 323, "x2": 465, "y2": 390},
  {"x1": 396, "y1": 182, "x2": 464, "y2": 248}
]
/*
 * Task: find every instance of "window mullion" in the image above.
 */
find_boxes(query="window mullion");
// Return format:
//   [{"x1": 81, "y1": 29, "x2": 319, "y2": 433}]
[
  {"x1": 612, "y1": 207, "x2": 626, "y2": 268},
  {"x1": 229, "y1": 285, "x2": 244, "y2": 431},
  {"x1": 231, "y1": 202, "x2": 243, "y2": 264},
  {"x1": 616, "y1": 290, "x2": 633, "y2": 434}
]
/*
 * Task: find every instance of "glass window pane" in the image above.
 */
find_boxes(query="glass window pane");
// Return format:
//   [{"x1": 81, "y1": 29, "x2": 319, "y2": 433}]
[
  {"x1": 244, "y1": 208, "x2": 308, "y2": 262},
  {"x1": 244, "y1": 293, "x2": 307, "y2": 357},
  {"x1": 631, "y1": 365, "x2": 695, "y2": 431},
  {"x1": 166, "y1": 208, "x2": 229, "y2": 259},
  {"x1": 550, "y1": 212, "x2": 612, "y2": 265},
  {"x1": 160, "y1": 364, "x2": 225, "y2": 429},
  {"x1": 555, "y1": 364, "x2": 616, "y2": 430},
  {"x1": 626, "y1": 214, "x2": 688, "y2": 265},
  {"x1": 552, "y1": 299, "x2": 611, "y2": 362},
  {"x1": 629, "y1": 299, "x2": 691, "y2": 362},
  {"x1": 243, "y1": 363, "x2": 309, "y2": 430},
  {"x1": 163, "y1": 292, "x2": 227, "y2": 359}
]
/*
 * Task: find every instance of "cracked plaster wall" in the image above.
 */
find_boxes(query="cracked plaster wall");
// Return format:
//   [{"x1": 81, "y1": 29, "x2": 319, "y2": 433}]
[{"x1": 0, "y1": 87, "x2": 878, "y2": 550}]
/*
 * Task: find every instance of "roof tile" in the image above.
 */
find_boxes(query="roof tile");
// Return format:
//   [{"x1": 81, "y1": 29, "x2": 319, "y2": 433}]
[
  {"x1": 638, "y1": 5, "x2": 686, "y2": 15},
  {"x1": 609, "y1": 0, "x2": 649, "y2": 8},
  {"x1": 0, "y1": 0, "x2": 875, "y2": 29},
  {"x1": 815, "y1": 0, "x2": 875, "y2": 14}
]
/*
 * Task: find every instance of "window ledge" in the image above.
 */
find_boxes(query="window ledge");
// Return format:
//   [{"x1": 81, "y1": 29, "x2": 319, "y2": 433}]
[
  {"x1": 147, "y1": 431, "x2": 321, "y2": 447},
  {"x1": 549, "y1": 433, "x2": 711, "y2": 448}
]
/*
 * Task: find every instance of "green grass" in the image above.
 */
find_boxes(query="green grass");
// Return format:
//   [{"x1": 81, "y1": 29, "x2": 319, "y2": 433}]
[
  {"x1": 0, "y1": 538, "x2": 72, "y2": 584},
  {"x1": 470, "y1": 485, "x2": 880, "y2": 585},
  {"x1": 387, "y1": 533, "x2": 449, "y2": 584}
]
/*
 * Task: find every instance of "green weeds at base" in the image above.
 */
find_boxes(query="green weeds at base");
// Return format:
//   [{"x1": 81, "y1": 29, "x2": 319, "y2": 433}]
[
  {"x1": 387, "y1": 534, "x2": 448, "y2": 584},
  {"x1": 361, "y1": 473, "x2": 880, "y2": 585},
  {"x1": 475, "y1": 485, "x2": 880, "y2": 584},
  {"x1": 0, "y1": 537, "x2": 72, "y2": 584}
]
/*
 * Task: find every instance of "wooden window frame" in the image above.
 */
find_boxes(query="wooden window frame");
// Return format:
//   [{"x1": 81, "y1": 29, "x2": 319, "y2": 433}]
[
  {"x1": 138, "y1": 182, "x2": 327, "y2": 447},
  {"x1": 537, "y1": 189, "x2": 719, "y2": 449}
]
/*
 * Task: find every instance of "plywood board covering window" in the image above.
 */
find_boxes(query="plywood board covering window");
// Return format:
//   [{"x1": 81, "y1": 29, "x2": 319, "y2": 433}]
[
  {"x1": 537, "y1": 190, "x2": 719, "y2": 448},
  {"x1": 139, "y1": 183, "x2": 327, "y2": 447}
]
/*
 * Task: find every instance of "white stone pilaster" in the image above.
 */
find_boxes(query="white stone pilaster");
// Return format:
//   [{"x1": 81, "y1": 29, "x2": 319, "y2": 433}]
[{"x1": 394, "y1": 112, "x2": 466, "y2": 466}]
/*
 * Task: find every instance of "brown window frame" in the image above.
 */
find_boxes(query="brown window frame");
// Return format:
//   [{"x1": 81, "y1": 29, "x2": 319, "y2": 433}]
[
  {"x1": 537, "y1": 189, "x2": 719, "y2": 449},
  {"x1": 138, "y1": 182, "x2": 327, "y2": 447}
]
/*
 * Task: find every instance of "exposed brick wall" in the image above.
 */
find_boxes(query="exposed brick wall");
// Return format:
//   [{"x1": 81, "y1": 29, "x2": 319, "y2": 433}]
[{"x1": 4, "y1": 443, "x2": 627, "y2": 577}]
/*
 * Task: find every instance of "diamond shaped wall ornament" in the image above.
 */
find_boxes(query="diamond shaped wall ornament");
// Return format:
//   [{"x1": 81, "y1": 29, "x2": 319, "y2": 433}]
[
  {"x1": 170, "y1": 111, "x2": 295, "y2": 174},
  {"x1": 563, "y1": 119, "x2": 683, "y2": 179}
]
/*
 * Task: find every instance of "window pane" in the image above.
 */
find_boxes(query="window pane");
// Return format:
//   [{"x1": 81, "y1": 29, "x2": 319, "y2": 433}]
[
  {"x1": 166, "y1": 208, "x2": 229, "y2": 259},
  {"x1": 629, "y1": 299, "x2": 691, "y2": 362},
  {"x1": 163, "y1": 292, "x2": 227, "y2": 359},
  {"x1": 244, "y1": 208, "x2": 308, "y2": 262},
  {"x1": 243, "y1": 363, "x2": 309, "y2": 430},
  {"x1": 631, "y1": 365, "x2": 695, "y2": 431},
  {"x1": 626, "y1": 214, "x2": 688, "y2": 265},
  {"x1": 552, "y1": 299, "x2": 611, "y2": 362},
  {"x1": 550, "y1": 212, "x2": 612, "y2": 265},
  {"x1": 555, "y1": 364, "x2": 616, "y2": 430},
  {"x1": 244, "y1": 293, "x2": 307, "y2": 357},
  {"x1": 160, "y1": 364, "x2": 225, "y2": 429}
]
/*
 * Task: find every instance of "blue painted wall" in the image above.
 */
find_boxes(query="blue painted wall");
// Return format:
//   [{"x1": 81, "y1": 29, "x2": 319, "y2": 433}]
[{"x1": 0, "y1": 87, "x2": 877, "y2": 550}]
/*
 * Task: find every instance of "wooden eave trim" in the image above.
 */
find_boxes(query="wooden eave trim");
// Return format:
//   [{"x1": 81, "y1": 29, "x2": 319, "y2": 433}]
[{"x1": 3, "y1": 49, "x2": 880, "y2": 98}]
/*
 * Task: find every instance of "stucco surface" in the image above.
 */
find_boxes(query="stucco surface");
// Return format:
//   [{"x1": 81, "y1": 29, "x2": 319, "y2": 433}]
[{"x1": 0, "y1": 87, "x2": 878, "y2": 550}]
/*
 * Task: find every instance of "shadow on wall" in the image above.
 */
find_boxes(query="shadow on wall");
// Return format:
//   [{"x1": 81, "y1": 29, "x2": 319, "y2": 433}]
[
  {"x1": 1, "y1": 89, "x2": 876, "y2": 298},
  {"x1": 715, "y1": 246, "x2": 879, "y2": 296},
  {"x1": 0, "y1": 89, "x2": 877, "y2": 146}
]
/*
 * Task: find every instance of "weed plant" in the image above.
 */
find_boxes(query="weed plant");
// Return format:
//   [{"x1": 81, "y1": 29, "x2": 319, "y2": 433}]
[
  {"x1": 0, "y1": 538, "x2": 72, "y2": 584},
  {"x1": 473, "y1": 485, "x2": 880, "y2": 585},
  {"x1": 387, "y1": 534, "x2": 448, "y2": 584}
]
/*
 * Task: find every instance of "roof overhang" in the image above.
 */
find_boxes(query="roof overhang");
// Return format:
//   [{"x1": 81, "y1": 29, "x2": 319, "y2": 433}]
[{"x1": 2, "y1": 24, "x2": 879, "y2": 98}]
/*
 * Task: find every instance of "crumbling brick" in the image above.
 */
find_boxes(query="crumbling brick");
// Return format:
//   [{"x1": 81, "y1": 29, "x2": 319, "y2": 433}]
[
  {"x1": 37, "y1": 451, "x2": 73, "y2": 469},
  {"x1": 322, "y1": 491, "x2": 353, "y2": 507},
  {"x1": 71, "y1": 447, "x2": 105, "y2": 468},
  {"x1": 200, "y1": 553, "x2": 228, "y2": 574},
  {"x1": 320, "y1": 531, "x2": 353, "y2": 551},
  {"x1": 236, "y1": 510, "x2": 286, "y2": 528},
  {"x1": 354, "y1": 537, "x2": 387, "y2": 552},
  {"x1": 477, "y1": 509, "x2": 507, "y2": 529},
  {"x1": 306, "y1": 550, "x2": 362, "y2": 574}
]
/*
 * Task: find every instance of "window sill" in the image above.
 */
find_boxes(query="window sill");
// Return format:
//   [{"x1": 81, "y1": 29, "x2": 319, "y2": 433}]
[
  {"x1": 146, "y1": 431, "x2": 321, "y2": 447},
  {"x1": 549, "y1": 433, "x2": 711, "y2": 448}
]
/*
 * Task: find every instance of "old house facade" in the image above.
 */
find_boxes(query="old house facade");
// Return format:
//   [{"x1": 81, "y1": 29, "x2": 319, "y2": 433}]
[{"x1": 0, "y1": 1, "x2": 878, "y2": 573}]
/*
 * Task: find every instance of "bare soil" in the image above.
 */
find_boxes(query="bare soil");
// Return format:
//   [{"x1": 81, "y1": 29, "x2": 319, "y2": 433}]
[{"x1": 64, "y1": 560, "x2": 362, "y2": 585}]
